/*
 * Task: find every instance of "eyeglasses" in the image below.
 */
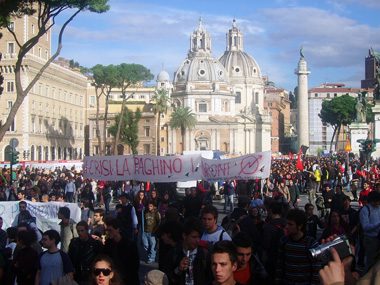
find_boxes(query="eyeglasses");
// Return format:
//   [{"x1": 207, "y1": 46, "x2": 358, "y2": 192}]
[{"x1": 93, "y1": 268, "x2": 112, "y2": 276}]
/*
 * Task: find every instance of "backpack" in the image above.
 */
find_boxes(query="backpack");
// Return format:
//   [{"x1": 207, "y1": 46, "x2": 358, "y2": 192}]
[
  {"x1": 316, "y1": 196, "x2": 325, "y2": 210},
  {"x1": 223, "y1": 214, "x2": 248, "y2": 238}
]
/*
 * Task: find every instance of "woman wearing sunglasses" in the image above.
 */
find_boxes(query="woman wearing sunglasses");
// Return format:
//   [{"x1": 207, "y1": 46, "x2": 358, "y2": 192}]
[{"x1": 89, "y1": 254, "x2": 121, "y2": 285}]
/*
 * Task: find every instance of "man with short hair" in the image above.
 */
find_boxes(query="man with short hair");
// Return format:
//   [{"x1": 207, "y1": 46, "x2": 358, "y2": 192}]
[
  {"x1": 210, "y1": 240, "x2": 240, "y2": 285},
  {"x1": 288, "y1": 179, "x2": 300, "y2": 209},
  {"x1": 275, "y1": 209, "x2": 320, "y2": 284},
  {"x1": 58, "y1": 207, "x2": 78, "y2": 253},
  {"x1": 17, "y1": 190, "x2": 25, "y2": 201},
  {"x1": 90, "y1": 209, "x2": 106, "y2": 241},
  {"x1": 304, "y1": 203, "x2": 325, "y2": 239},
  {"x1": 65, "y1": 176, "x2": 76, "y2": 203},
  {"x1": 35, "y1": 230, "x2": 74, "y2": 285},
  {"x1": 116, "y1": 193, "x2": 138, "y2": 241},
  {"x1": 11, "y1": 201, "x2": 28, "y2": 227},
  {"x1": 104, "y1": 218, "x2": 140, "y2": 284},
  {"x1": 164, "y1": 217, "x2": 213, "y2": 284},
  {"x1": 68, "y1": 221, "x2": 103, "y2": 284},
  {"x1": 201, "y1": 205, "x2": 231, "y2": 244},
  {"x1": 359, "y1": 191, "x2": 380, "y2": 270},
  {"x1": 232, "y1": 232, "x2": 268, "y2": 284},
  {"x1": 221, "y1": 195, "x2": 261, "y2": 251},
  {"x1": 40, "y1": 194, "x2": 49, "y2": 203}
]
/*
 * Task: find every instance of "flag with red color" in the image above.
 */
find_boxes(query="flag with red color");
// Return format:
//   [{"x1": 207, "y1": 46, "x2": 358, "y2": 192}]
[{"x1": 296, "y1": 149, "x2": 303, "y2": 170}]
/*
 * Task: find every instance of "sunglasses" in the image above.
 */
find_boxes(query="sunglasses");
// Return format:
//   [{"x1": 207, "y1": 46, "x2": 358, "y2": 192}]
[{"x1": 93, "y1": 268, "x2": 112, "y2": 276}]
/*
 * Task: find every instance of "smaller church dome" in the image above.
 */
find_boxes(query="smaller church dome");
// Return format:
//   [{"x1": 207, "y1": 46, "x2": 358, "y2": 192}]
[{"x1": 157, "y1": 70, "x2": 170, "y2": 81}]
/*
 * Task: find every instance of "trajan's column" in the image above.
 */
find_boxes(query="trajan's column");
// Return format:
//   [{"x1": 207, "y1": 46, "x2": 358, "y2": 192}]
[{"x1": 295, "y1": 48, "x2": 311, "y2": 149}]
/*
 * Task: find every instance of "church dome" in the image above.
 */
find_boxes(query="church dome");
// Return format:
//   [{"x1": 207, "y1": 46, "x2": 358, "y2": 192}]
[
  {"x1": 173, "y1": 56, "x2": 228, "y2": 85},
  {"x1": 219, "y1": 50, "x2": 263, "y2": 81},
  {"x1": 157, "y1": 70, "x2": 170, "y2": 81},
  {"x1": 219, "y1": 20, "x2": 263, "y2": 84}
]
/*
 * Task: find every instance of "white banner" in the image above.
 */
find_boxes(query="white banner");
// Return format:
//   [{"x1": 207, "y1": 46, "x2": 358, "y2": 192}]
[
  {"x1": 0, "y1": 201, "x2": 81, "y2": 232},
  {"x1": 83, "y1": 151, "x2": 271, "y2": 182}
]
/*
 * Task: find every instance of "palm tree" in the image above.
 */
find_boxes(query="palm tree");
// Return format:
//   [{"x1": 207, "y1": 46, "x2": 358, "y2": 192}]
[
  {"x1": 169, "y1": 106, "x2": 197, "y2": 152},
  {"x1": 151, "y1": 89, "x2": 170, "y2": 156}
]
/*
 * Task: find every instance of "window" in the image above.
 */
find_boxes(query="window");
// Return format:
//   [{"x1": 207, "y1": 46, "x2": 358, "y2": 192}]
[
  {"x1": 327, "y1": 93, "x2": 330, "y2": 98},
  {"x1": 140, "y1": 95, "x2": 145, "y2": 99},
  {"x1": 75, "y1": 95, "x2": 78, "y2": 105},
  {"x1": 69, "y1": 93, "x2": 72, "y2": 103},
  {"x1": 58, "y1": 90, "x2": 61, "y2": 100},
  {"x1": 39, "y1": 103, "x2": 42, "y2": 111},
  {"x1": 80, "y1": 96, "x2": 83, "y2": 106},
  {"x1": 199, "y1": 103, "x2": 207, "y2": 112},
  {"x1": 7, "y1": 101, "x2": 13, "y2": 109},
  {"x1": 161, "y1": 83, "x2": 165, "y2": 87},
  {"x1": 39, "y1": 118, "x2": 42, "y2": 132},
  {"x1": 334, "y1": 93, "x2": 338, "y2": 97},
  {"x1": 46, "y1": 104, "x2": 49, "y2": 113},
  {"x1": 51, "y1": 88, "x2": 55, "y2": 99},
  {"x1": 39, "y1": 84, "x2": 42, "y2": 95},
  {"x1": 64, "y1": 92, "x2": 67, "y2": 102},
  {"x1": 145, "y1": 127, "x2": 150, "y2": 137},
  {"x1": 161, "y1": 137, "x2": 165, "y2": 142},
  {"x1": 315, "y1": 93, "x2": 318, "y2": 97},
  {"x1": 7, "y1": 81, "x2": 14, "y2": 92},
  {"x1": 9, "y1": 22, "x2": 14, "y2": 31},
  {"x1": 32, "y1": 101, "x2": 35, "y2": 110},
  {"x1": 31, "y1": 24, "x2": 35, "y2": 34},
  {"x1": 8, "y1": 42, "x2": 14, "y2": 53},
  {"x1": 235, "y1": 92, "x2": 241, "y2": 103},
  {"x1": 52, "y1": 106, "x2": 55, "y2": 114},
  {"x1": 255, "y1": 92, "x2": 259, "y2": 104},
  {"x1": 145, "y1": 119, "x2": 150, "y2": 123},
  {"x1": 70, "y1": 110, "x2": 72, "y2": 118},
  {"x1": 161, "y1": 114, "x2": 165, "y2": 119},
  {"x1": 46, "y1": 86, "x2": 49, "y2": 96},
  {"x1": 144, "y1": 144, "x2": 151, "y2": 154},
  {"x1": 161, "y1": 126, "x2": 165, "y2": 130},
  {"x1": 268, "y1": 102, "x2": 272, "y2": 107},
  {"x1": 9, "y1": 119, "x2": 15, "y2": 132},
  {"x1": 31, "y1": 117, "x2": 35, "y2": 132},
  {"x1": 38, "y1": 47, "x2": 41, "y2": 57},
  {"x1": 89, "y1": 95, "x2": 95, "y2": 106}
]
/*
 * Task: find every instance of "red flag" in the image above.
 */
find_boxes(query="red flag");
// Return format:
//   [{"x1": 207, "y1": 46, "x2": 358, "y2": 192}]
[
  {"x1": 197, "y1": 181, "x2": 206, "y2": 197},
  {"x1": 288, "y1": 152, "x2": 293, "y2": 159},
  {"x1": 296, "y1": 149, "x2": 304, "y2": 170}
]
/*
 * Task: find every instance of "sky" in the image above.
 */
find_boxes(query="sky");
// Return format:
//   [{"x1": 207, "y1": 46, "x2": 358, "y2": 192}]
[{"x1": 52, "y1": 0, "x2": 380, "y2": 92}]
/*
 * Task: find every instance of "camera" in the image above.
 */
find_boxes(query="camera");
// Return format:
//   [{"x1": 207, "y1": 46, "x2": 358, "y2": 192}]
[{"x1": 309, "y1": 234, "x2": 352, "y2": 266}]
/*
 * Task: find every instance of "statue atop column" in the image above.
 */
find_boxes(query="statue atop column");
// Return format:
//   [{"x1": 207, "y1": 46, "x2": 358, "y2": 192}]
[
  {"x1": 355, "y1": 93, "x2": 367, "y2": 123},
  {"x1": 372, "y1": 47, "x2": 380, "y2": 101}
]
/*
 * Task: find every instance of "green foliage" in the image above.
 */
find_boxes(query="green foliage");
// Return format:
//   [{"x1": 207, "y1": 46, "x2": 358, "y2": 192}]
[
  {"x1": 116, "y1": 63, "x2": 154, "y2": 90},
  {"x1": 319, "y1": 94, "x2": 356, "y2": 152},
  {"x1": 108, "y1": 108, "x2": 142, "y2": 154},
  {"x1": 319, "y1": 94, "x2": 356, "y2": 127},
  {"x1": 169, "y1": 107, "x2": 197, "y2": 135},
  {"x1": 152, "y1": 89, "x2": 170, "y2": 115}
]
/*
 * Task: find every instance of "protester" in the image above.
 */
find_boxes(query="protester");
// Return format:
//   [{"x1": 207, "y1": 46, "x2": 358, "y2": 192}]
[{"x1": 201, "y1": 205, "x2": 231, "y2": 243}]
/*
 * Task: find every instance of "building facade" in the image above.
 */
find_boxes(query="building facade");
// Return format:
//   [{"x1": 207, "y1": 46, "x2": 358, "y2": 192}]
[
  {"x1": 168, "y1": 19, "x2": 272, "y2": 155},
  {"x1": 0, "y1": 15, "x2": 86, "y2": 162}
]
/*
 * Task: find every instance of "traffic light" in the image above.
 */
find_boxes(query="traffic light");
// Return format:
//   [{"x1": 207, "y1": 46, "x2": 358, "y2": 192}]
[
  {"x1": 357, "y1": 139, "x2": 367, "y2": 153},
  {"x1": 11, "y1": 150, "x2": 20, "y2": 164}
]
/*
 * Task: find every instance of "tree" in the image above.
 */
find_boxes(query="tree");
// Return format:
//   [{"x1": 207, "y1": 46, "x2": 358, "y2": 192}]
[
  {"x1": 90, "y1": 64, "x2": 119, "y2": 156},
  {"x1": 319, "y1": 94, "x2": 356, "y2": 152},
  {"x1": 0, "y1": 0, "x2": 110, "y2": 142},
  {"x1": 169, "y1": 106, "x2": 197, "y2": 152},
  {"x1": 108, "y1": 108, "x2": 142, "y2": 154},
  {"x1": 151, "y1": 89, "x2": 170, "y2": 156},
  {"x1": 113, "y1": 63, "x2": 153, "y2": 155}
]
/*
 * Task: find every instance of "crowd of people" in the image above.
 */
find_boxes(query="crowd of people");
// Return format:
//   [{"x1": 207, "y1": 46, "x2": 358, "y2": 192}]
[{"x1": 0, "y1": 155, "x2": 380, "y2": 284}]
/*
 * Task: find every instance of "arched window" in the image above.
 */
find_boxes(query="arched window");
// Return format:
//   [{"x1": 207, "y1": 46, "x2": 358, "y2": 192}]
[
  {"x1": 31, "y1": 145, "x2": 35, "y2": 161},
  {"x1": 4, "y1": 145, "x2": 11, "y2": 161},
  {"x1": 37, "y1": 146, "x2": 42, "y2": 161}
]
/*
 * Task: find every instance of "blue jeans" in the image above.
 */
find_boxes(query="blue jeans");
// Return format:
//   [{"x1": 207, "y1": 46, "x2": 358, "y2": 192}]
[
  {"x1": 224, "y1": 194, "x2": 234, "y2": 213},
  {"x1": 104, "y1": 196, "x2": 111, "y2": 214},
  {"x1": 66, "y1": 192, "x2": 74, "y2": 203},
  {"x1": 142, "y1": 232, "x2": 156, "y2": 262}
]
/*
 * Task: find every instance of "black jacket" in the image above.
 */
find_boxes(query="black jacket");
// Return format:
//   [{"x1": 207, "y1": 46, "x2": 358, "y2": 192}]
[
  {"x1": 164, "y1": 241, "x2": 213, "y2": 285},
  {"x1": 222, "y1": 208, "x2": 262, "y2": 248},
  {"x1": 68, "y1": 236, "x2": 103, "y2": 282}
]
